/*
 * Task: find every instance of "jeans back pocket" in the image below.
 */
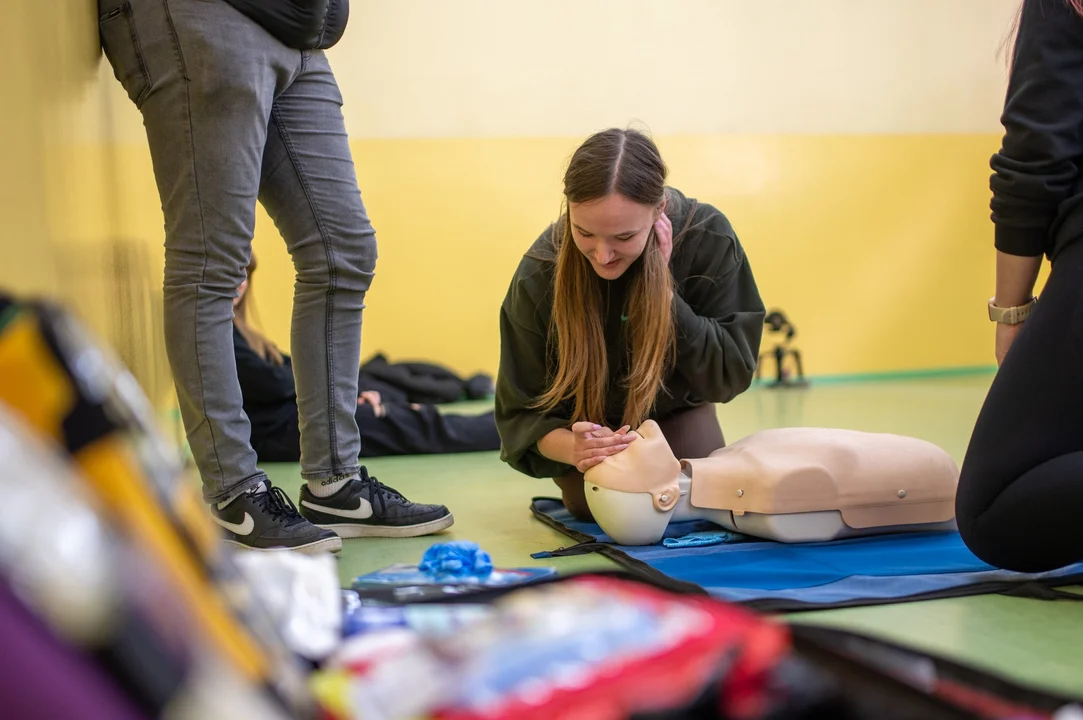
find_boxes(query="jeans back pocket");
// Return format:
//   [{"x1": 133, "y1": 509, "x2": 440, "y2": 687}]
[{"x1": 98, "y1": 2, "x2": 152, "y2": 107}]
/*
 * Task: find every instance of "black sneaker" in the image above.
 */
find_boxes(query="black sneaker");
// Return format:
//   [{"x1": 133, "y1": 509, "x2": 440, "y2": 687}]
[
  {"x1": 298, "y1": 468, "x2": 454, "y2": 538},
  {"x1": 212, "y1": 484, "x2": 342, "y2": 554}
]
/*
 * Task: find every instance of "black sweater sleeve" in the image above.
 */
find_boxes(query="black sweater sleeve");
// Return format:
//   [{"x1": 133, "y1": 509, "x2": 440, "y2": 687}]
[
  {"x1": 671, "y1": 216, "x2": 765, "y2": 402},
  {"x1": 494, "y1": 263, "x2": 574, "y2": 479},
  {"x1": 233, "y1": 329, "x2": 297, "y2": 405},
  {"x1": 990, "y1": 0, "x2": 1083, "y2": 257}
]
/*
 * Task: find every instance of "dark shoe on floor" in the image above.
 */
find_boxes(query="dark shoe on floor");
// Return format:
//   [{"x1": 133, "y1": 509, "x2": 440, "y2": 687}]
[
  {"x1": 298, "y1": 467, "x2": 454, "y2": 538},
  {"x1": 212, "y1": 484, "x2": 342, "y2": 554}
]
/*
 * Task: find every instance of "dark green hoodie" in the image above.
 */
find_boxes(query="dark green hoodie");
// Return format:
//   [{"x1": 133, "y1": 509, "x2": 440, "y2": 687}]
[{"x1": 495, "y1": 188, "x2": 766, "y2": 479}]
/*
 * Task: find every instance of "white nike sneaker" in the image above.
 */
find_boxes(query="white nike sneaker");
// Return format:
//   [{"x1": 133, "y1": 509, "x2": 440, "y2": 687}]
[
  {"x1": 298, "y1": 467, "x2": 453, "y2": 538},
  {"x1": 212, "y1": 484, "x2": 342, "y2": 554}
]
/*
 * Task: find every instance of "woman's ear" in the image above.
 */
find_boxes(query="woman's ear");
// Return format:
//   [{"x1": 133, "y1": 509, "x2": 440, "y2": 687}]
[{"x1": 656, "y1": 195, "x2": 668, "y2": 218}]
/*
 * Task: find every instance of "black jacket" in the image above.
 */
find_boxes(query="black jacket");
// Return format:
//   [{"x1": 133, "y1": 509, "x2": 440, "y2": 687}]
[
  {"x1": 223, "y1": 0, "x2": 349, "y2": 50},
  {"x1": 991, "y1": 0, "x2": 1083, "y2": 261}
]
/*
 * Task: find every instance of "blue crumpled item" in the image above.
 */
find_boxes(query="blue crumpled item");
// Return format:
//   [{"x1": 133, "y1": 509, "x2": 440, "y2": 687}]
[
  {"x1": 418, "y1": 540, "x2": 494, "y2": 578},
  {"x1": 662, "y1": 530, "x2": 746, "y2": 548}
]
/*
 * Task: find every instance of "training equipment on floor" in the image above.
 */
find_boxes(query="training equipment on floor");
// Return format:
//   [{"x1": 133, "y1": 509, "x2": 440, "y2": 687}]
[
  {"x1": 531, "y1": 498, "x2": 1083, "y2": 612},
  {"x1": 583, "y1": 420, "x2": 959, "y2": 546},
  {"x1": 756, "y1": 308, "x2": 807, "y2": 387}
]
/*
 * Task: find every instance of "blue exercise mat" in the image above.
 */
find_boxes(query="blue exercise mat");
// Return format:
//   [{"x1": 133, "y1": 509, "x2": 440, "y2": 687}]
[{"x1": 530, "y1": 497, "x2": 1083, "y2": 611}]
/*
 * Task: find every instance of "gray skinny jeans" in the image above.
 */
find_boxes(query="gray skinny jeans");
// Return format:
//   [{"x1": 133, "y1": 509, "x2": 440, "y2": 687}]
[{"x1": 97, "y1": 0, "x2": 373, "y2": 502}]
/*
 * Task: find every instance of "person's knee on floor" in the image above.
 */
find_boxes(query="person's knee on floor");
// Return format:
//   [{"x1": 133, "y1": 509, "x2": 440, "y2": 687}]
[{"x1": 554, "y1": 473, "x2": 595, "y2": 523}]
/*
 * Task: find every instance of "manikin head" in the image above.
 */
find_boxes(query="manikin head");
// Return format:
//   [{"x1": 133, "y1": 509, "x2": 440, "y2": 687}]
[{"x1": 583, "y1": 420, "x2": 681, "y2": 545}]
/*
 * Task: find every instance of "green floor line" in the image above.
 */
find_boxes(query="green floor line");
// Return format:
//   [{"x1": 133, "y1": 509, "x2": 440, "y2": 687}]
[{"x1": 757, "y1": 364, "x2": 997, "y2": 387}]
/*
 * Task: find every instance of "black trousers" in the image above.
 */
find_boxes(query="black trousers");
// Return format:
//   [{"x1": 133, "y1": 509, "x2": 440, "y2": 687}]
[
  {"x1": 252, "y1": 404, "x2": 501, "y2": 462},
  {"x1": 957, "y1": 239, "x2": 1083, "y2": 573}
]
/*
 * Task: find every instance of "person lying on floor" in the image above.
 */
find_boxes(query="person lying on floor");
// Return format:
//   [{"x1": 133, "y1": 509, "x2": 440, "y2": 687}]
[{"x1": 233, "y1": 263, "x2": 500, "y2": 461}]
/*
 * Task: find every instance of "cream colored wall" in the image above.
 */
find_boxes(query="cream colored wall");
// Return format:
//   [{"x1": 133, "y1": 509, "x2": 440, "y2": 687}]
[
  {"x1": 254, "y1": 0, "x2": 1021, "y2": 378},
  {"x1": 331, "y1": 0, "x2": 1018, "y2": 137}
]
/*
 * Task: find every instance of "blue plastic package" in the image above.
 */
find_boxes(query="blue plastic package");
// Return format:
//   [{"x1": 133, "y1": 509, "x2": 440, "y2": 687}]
[
  {"x1": 419, "y1": 541, "x2": 494, "y2": 578},
  {"x1": 662, "y1": 530, "x2": 746, "y2": 548}
]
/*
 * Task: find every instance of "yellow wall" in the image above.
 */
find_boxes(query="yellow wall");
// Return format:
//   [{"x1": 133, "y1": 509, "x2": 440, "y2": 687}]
[
  {"x1": 2, "y1": 0, "x2": 1029, "y2": 391},
  {"x1": 260, "y1": 0, "x2": 1026, "y2": 378},
  {"x1": 0, "y1": 2, "x2": 173, "y2": 411}
]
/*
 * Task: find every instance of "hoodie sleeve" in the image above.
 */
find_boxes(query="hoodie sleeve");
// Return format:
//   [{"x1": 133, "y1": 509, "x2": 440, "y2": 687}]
[
  {"x1": 494, "y1": 263, "x2": 575, "y2": 479},
  {"x1": 990, "y1": 0, "x2": 1083, "y2": 257},
  {"x1": 671, "y1": 214, "x2": 765, "y2": 402}
]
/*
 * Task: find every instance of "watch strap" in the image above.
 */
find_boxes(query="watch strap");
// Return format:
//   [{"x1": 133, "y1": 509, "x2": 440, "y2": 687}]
[{"x1": 988, "y1": 296, "x2": 1037, "y2": 325}]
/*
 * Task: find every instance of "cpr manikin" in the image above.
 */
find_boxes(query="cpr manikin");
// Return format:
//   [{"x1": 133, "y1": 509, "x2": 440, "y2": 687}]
[{"x1": 583, "y1": 421, "x2": 959, "y2": 546}]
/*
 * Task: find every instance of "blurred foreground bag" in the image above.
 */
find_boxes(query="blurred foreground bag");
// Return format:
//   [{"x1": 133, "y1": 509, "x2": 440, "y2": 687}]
[
  {"x1": 321, "y1": 569, "x2": 1081, "y2": 720},
  {"x1": 315, "y1": 573, "x2": 849, "y2": 720},
  {"x1": 0, "y1": 294, "x2": 316, "y2": 719}
]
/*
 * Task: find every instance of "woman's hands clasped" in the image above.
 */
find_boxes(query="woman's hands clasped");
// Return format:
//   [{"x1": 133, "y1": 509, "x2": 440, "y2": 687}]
[{"x1": 570, "y1": 422, "x2": 636, "y2": 473}]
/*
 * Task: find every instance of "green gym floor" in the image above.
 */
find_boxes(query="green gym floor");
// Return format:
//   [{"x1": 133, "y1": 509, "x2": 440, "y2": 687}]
[{"x1": 263, "y1": 373, "x2": 1083, "y2": 700}]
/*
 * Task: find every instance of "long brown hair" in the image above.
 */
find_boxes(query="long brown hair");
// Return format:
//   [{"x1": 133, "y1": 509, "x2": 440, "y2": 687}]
[{"x1": 533, "y1": 128, "x2": 681, "y2": 427}]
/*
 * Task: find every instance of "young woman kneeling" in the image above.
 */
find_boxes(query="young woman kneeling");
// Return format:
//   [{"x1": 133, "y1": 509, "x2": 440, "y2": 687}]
[{"x1": 496, "y1": 128, "x2": 766, "y2": 520}]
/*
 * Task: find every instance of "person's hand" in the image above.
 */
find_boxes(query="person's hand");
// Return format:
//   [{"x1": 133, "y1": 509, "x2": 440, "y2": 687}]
[
  {"x1": 654, "y1": 211, "x2": 673, "y2": 264},
  {"x1": 570, "y1": 421, "x2": 635, "y2": 473},
  {"x1": 259, "y1": 338, "x2": 285, "y2": 366},
  {"x1": 357, "y1": 390, "x2": 386, "y2": 417},
  {"x1": 995, "y1": 322, "x2": 1023, "y2": 367}
]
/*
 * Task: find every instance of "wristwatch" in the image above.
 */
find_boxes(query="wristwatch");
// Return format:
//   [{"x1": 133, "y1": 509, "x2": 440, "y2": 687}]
[{"x1": 988, "y1": 296, "x2": 1037, "y2": 325}]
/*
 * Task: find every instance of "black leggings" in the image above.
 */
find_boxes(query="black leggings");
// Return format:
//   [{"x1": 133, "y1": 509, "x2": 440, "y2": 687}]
[{"x1": 957, "y1": 239, "x2": 1083, "y2": 573}]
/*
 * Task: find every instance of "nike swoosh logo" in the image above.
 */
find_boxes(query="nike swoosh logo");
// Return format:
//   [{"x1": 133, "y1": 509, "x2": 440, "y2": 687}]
[
  {"x1": 211, "y1": 512, "x2": 255, "y2": 536},
  {"x1": 301, "y1": 498, "x2": 374, "y2": 520}
]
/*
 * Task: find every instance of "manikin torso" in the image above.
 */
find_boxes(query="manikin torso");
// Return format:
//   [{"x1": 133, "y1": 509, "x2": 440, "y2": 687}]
[{"x1": 583, "y1": 421, "x2": 959, "y2": 546}]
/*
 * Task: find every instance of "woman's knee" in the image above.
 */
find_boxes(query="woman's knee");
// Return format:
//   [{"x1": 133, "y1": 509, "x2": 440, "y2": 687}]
[
  {"x1": 553, "y1": 472, "x2": 594, "y2": 522},
  {"x1": 294, "y1": 229, "x2": 377, "y2": 294},
  {"x1": 955, "y1": 465, "x2": 1037, "y2": 572},
  {"x1": 657, "y1": 404, "x2": 725, "y2": 458},
  {"x1": 337, "y1": 232, "x2": 377, "y2": 289},
  {"x1": 164, "y1": 245, "x2": 247, "y2": 293}
]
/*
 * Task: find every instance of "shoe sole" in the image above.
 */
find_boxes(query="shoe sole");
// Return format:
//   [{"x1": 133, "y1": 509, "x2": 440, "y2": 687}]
[
  {"x1": 316, "y1": 513, "x2": 455, "y2": 539},
  {"x1": 224, "y1": 536, "x2": 343, "y2": 555}
]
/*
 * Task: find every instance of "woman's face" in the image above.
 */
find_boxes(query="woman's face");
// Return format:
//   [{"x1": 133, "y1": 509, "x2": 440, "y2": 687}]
[{"x1": 569, "y1": 193, "x2": 661, "y2": 280}]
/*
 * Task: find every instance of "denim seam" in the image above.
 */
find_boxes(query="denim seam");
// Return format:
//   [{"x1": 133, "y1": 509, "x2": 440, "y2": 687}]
[
  {"x1": 168, "y1": 0, "x2": 224, "y2": 484},
  {"x1": 161, "y1": 0, "x2": 190, "y2": 81},
  {"x1": 270, "y1": 104, "x2": 342, "y2": 474},
  {"x1": 119, "y1": 3, "x2": 153, "y2": 107}
]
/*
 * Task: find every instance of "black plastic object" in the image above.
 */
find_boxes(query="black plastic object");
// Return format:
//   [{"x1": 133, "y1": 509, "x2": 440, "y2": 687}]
[{"x1": 756, "y1": 308, "x2": 807, "y2": 388}]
